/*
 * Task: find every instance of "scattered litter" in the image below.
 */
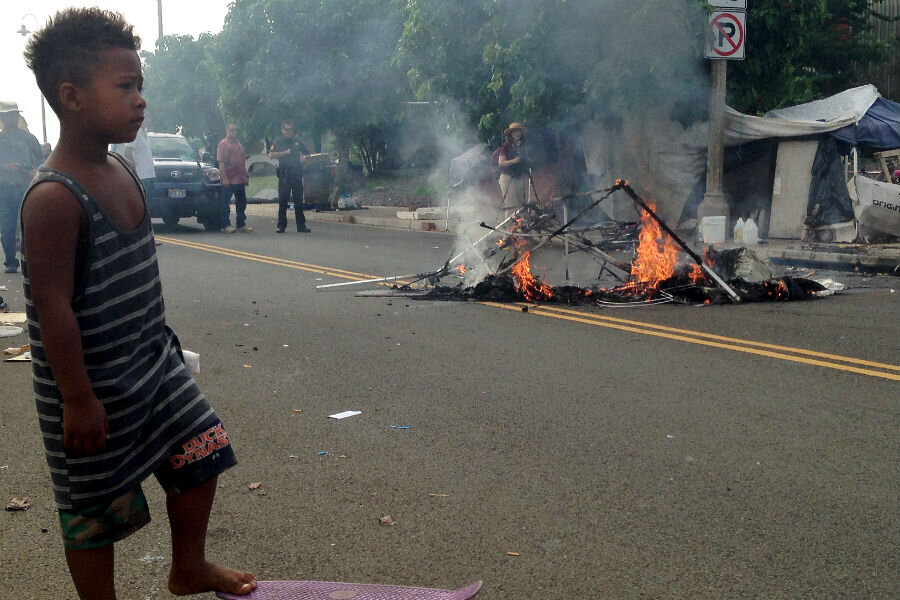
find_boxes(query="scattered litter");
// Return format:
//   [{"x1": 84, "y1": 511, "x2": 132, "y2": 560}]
[
  {"x1": 3, "y1": 344, "x2": 29, "y2": 356},
  {"x1": 4, "y1": 352, "x2": 30, "y2": 362},
  {"x1": 139, "y1": 554, "x2": 164, "y2": 564},
  {"x1": 289, "y1": 455, "x2": 297, "y2": 458},
  {"x1": 283, "y1": 344, "x2": 290, "y2": 348},
  {"x1": 506, "y1": 552, "x2": 520, "y2": 557},
  {"x1": 248, "y1": 482, "x2": 261, "y2": 490},
  {"x1": 317, "y1": 451, "x2": 329, "y2": 456},
  {"x1": 6, "y1": 497, "x2": 31, "y2": 511},
  {"x1": 390, "y1": 425, "x2": 410, "y2": 429},
  {"x1": 244, "y1": 323, "x2": 250, "y2": 327},
  {"x1": 666, "y1": 434, "x2": 674, "y2": 439},
  {"x1": 315, "y1": 278, "x2": 322, "y2": 281},
  {"x1": 0, "y1": 313, "x2": 26, "y2": 323},
  {"x1": 329, "y1": 410, "x2": 362, "y2": 420},
  {"x1": 242, "y1": 364, "x2": 253, "y2": 368},
  {"x1": 429, "y1": 493, "x2": 449, "y2": 498},
  {"x1": 813, "y1": 278, "x2": 847, "y2": 291},
  {"x1": 0, "y1": 285, "x2": 6, "y2": 291},
  {"x1": 0, "y1": 325, "x2": 24, "y2": 338},
  {"x1": 378, "y1": 515, "x2": 395, "y2": 526},
  {"x1": 182, "y1": 350, "x2": 200, "y2": 374},
  {"x1": 293, "y1": 409, "x2": 302, "y2": 413}
]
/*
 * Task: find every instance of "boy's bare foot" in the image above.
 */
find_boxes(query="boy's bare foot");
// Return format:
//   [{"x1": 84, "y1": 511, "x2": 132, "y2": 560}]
[{"x1": 168, "y1": 560, "x2": 257, "y2": 596}]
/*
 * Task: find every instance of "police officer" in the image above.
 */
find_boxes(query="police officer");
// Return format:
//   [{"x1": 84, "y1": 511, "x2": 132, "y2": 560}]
[
  {"x1": 0, "y1": 101, "x2": 43, "y2": 273},
  {"x1": 268, "y1": 119, "x2": 311, "y2": 233}
]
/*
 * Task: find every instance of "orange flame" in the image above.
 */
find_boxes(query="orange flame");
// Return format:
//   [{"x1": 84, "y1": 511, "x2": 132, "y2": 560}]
[
  {"x1": 511, "y1": 251, "x2": 555, "y2": 301},
  {"x1": 624, "y1": 202, "x2": 680, "y2": 292},
  {"x1": 456, "y1": 264, "x2": 467, "y2": 275},
  {"x1": 688, "y1": 263, "x2": 705, "y2": 283}
]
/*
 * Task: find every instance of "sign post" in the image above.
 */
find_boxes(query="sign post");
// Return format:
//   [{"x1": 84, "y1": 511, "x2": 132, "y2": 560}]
[{"x1": 698, "y1": 5, "x2": 748, "y2": 234}]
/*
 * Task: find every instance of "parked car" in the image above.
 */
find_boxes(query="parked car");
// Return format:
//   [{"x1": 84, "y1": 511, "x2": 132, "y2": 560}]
[{"x1": 147, "y1": 133, "x2": 221, "y2": 229}]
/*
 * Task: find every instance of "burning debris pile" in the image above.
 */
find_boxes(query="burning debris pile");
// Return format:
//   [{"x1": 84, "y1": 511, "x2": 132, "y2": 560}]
[
  {"x1": 320, "y1": 180, "x2": 832, "y2": 306},
  {"x1": 425, "y1": 249, "x2": 828, "y2": 306}
]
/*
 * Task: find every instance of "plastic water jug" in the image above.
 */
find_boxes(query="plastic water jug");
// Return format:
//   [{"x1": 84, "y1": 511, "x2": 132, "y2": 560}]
[
  {"x1": 743, "y1": 218, "x2": 759, "y2": 245},
  {"x1": 733, "y1": 218, "x2": 744, "y2": 242}
]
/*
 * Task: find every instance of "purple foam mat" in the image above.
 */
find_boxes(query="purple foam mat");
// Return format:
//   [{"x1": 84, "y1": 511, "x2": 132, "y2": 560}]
[{"x1": 216, "y1": 580, "x2": 482, "y2": 600}]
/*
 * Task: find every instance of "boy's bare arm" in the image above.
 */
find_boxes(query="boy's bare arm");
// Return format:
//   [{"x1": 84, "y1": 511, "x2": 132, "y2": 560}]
[{"x1": 23, "y1": 184, "x2": 108, "y2": 455}]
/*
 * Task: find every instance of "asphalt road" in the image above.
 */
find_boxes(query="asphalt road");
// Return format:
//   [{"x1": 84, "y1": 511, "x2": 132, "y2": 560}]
[{"x1": 2, "y1": 215, "x2": 898, "y2": 599}]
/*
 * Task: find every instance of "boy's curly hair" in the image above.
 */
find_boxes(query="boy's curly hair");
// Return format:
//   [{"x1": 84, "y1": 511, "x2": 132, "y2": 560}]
[{"x1": 23, "y1": 8, "x2": 141, "y2": 115}]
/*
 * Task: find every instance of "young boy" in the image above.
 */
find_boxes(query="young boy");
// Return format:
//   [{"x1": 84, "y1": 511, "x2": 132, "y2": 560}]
[{"x1": 22, "y1": 9, "x2": 256, "y2": 599}]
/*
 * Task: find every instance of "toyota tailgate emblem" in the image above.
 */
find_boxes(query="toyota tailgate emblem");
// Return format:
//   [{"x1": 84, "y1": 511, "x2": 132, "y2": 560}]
[{"x1": 170, "y1": 170, "x2": 182, "y2": 178}]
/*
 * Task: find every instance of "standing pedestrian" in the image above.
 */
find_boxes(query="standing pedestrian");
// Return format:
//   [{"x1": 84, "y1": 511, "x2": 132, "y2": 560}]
[
  {"x1": 217, "y1": 123, "x2": 252, "y2": 233},
  {"x1": 497, "y1": 122, "x2": 528, "y2": 216},
  {"x1": 268, "y1": 119, "x2": 311, "y2": 233},
  {"x1": 0, "y1": 101, "x2": 43, "y2": 273}
]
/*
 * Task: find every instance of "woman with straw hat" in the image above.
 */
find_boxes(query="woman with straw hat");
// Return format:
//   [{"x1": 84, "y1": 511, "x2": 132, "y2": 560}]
[{"x1": 497, "y1": 122, "x2": 528, "y2": 214}]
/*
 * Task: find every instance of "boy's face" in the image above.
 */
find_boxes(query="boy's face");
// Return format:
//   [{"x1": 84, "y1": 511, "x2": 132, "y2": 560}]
[{"x1": 80, "y1": 47, "x2": 146, "y2": 144}]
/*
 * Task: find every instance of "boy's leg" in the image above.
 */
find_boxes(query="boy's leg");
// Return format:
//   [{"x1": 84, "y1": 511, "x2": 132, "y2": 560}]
[
  {"x1": 65, "y1": 545, "x2": 116, "y2": 600},
  {"x1": 166, "y1": 476, "x2": 256, "y2": 596},
  {"x1": 58, "y1": 487, "x2": 151, "y2": 600}
]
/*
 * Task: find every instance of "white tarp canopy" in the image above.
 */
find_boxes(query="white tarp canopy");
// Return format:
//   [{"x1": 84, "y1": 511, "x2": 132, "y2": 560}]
[{"x1": 584, "y1": 85, "x2": 891, "y2": 231}]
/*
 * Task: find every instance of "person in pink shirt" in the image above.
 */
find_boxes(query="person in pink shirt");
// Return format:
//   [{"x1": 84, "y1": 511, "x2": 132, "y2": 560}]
[{"x1": 216, "y1": 123, "x2": 252, "y2": 232}]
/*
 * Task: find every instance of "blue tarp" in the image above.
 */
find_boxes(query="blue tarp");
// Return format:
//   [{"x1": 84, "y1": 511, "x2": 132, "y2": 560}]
[{"x1": 830, "y1": 97, "x2": 900, "y2": 150}]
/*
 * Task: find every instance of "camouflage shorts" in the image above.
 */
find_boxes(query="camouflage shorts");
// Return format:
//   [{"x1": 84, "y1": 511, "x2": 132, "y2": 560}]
[
  {"x1": 58, "y1": 487, "x2": 151, "y2": 550},
  {"x1": 57, "y1": 422, "x2": 237, "y2": 550}
]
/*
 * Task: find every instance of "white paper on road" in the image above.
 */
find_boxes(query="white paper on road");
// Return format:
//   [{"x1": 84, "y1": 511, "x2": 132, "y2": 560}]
[{"x1": 329, "y1": 410, "x2": 362, "y2": 420}]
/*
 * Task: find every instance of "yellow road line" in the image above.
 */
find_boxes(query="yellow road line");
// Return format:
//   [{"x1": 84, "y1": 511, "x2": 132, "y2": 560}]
[
  {"x1": 157, "y1": 236, "x2": 899, "y2": 381},
  {"x1": 484, "y1": 302, "x2": 900, "y2": 382},
  {"x1": 155, "y1": 236, "x2": 376, "y2": 281},
  {"x1": 536, "y1": 304, "x2": 900, "y2": 372}
]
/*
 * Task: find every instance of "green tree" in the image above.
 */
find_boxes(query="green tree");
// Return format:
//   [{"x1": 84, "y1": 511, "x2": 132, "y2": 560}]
[
  {"x1": 214, "y1": 0, "x2": 408, "y2": 175},
  {"x1": 397, "y1": 0, "x2": 711, "y2": 142},
  {"x1": 142, "y1": 33, "x2": 225, "y2": 153},
  {"x1": 728, "y1": 0, "x2": 893, "y2": 113}
]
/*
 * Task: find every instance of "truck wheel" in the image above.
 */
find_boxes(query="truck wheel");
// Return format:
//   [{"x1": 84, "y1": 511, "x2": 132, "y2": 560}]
[
  {"x1": 162, "y1": 214, "x2": 180, "y2": 227},
  {"x1": 200, "y1": 211, "x2": 221, "y2": 231}
]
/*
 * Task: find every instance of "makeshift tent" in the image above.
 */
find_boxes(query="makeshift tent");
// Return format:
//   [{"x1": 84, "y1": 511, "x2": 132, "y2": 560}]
[
  {"x1": 681, "y1": 85, "x2": 900, "y2": 241},
  {"x1": 245, "y1": 154, "x2": 278, "y2": 201}
]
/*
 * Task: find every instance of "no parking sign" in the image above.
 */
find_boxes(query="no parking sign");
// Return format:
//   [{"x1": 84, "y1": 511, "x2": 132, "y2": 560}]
[{"x1": 705, "y1": 10, "x2": 746, "y2": 60}]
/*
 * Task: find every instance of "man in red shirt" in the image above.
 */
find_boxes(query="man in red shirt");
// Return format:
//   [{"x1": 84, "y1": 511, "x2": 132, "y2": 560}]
[{"x1": 216, "y1": 123, "x2": 252, "y2": 233}]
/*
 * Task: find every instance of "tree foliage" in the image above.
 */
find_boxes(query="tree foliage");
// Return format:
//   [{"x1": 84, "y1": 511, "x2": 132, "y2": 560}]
[
  {"x1": 141, "y1": 0, "x2": 894, "y2": 168},
  {"x1": 728, "y1": 0, "x2": 893, "y2": 113},
  {"x1": 142, "y1": 34, "x2": 225, "y2": 153},
  {"x1": 214, "y1": 0, "x2": 407, "y2": 172}
]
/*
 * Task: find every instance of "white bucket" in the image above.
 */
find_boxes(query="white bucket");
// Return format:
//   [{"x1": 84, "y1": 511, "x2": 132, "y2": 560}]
[{"x1": 699, "y1": 216, "x2": 726, "y2": 244}]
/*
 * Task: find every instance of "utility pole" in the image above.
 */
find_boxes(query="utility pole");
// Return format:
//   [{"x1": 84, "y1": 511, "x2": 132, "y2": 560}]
[
  {"x1": 697, "y1": 60, "x2": 729, "y2": 224},
  {"x1": 157, "y1": 0, "x2": 164, "y2": 46}
]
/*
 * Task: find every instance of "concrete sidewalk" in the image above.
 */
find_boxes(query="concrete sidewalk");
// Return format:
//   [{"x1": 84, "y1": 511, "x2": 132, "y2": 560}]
[{"x1": 245, "y1": 203, "x2": 900, "y2": 275}]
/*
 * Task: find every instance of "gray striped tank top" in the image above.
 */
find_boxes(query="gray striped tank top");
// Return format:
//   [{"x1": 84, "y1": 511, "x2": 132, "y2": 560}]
[{"x1": 22, "y1": 155, "x2": 222, "y2": 510}]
